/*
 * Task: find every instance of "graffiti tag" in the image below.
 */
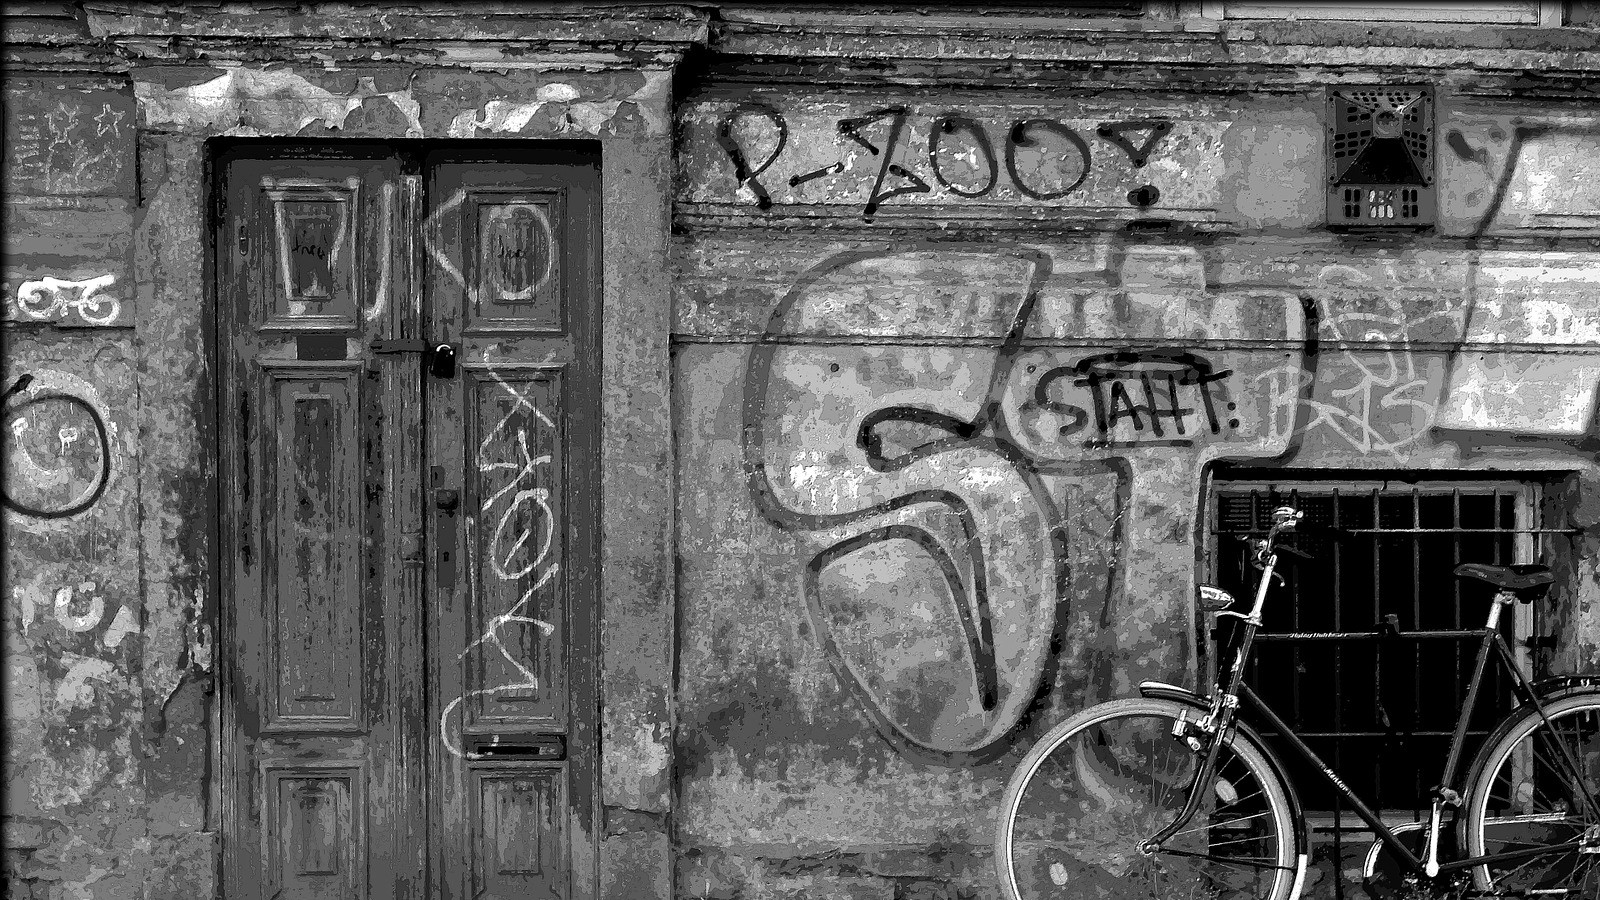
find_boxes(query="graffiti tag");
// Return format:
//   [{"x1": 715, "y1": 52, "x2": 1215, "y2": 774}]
[
  {"x1": 716, "y1": 102, "x2": 1171, "y2": 219},
  {"x1": 2, "y1": 374, "x2": 113, "y2": 519},
  {"x1": 437, "y1": 349, "x2": 558, "y2": 759},
  {"x1": 8, "y1": 274, "x2": 122, "y2": 326}
]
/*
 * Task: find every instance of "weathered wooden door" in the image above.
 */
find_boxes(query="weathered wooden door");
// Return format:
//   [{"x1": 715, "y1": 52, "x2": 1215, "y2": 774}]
[{"x1": 218, "y1": 146, "x2": 599, "y2": 900}]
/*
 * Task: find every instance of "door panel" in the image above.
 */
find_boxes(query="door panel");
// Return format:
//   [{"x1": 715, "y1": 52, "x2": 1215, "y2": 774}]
[
  {"x1": 264, "y1": 368, "x2": 363, "y2": 731},
  {"x1": 427, "y1": 155, "x2": 600, "y2": 900},
  {"x1": 219, "y1": 147, "x2": 598, "y2": 900},
  {"x1": 220, "y1": 152, "x2": 413, "y2": 900}
]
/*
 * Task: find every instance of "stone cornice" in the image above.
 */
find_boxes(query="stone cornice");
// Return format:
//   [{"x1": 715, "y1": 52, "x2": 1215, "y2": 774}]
[
  {"x1": 16, "y1": 2, "x2": 711, "y2": 69},
  {"x1": 4, "y1": 3, "x2": 1599, "y2": 91},
  {"x1": 705, "y1": 9, "x2": 1600, "y2": 92},
  {"x1": 80, "y1": 2, "x2": 711, "y2": 43}
]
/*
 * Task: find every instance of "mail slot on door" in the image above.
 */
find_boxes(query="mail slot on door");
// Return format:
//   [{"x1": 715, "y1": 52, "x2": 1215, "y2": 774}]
[{"x1": 464, "y1": 734, "x2": 566, "y2": 761}]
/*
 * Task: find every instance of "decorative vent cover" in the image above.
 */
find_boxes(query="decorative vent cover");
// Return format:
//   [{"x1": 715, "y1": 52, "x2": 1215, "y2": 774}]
[{"x1": 1326, "y1": 86, "x2": 1435, "y2": 227}]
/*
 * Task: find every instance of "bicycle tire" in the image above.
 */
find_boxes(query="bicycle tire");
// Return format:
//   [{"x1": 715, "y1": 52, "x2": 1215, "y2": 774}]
[
  {"x1": 1461, "y1": 688, "x2": 1600, "y2": 897},
  {"x1": 994, "y1": 697, "x2": 1297, "y2": 900}
]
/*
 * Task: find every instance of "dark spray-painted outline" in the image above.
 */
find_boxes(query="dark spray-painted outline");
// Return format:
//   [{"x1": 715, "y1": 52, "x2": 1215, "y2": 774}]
[{"x1": 741, "y1": 247, "x2": 1069, "y2": 764}]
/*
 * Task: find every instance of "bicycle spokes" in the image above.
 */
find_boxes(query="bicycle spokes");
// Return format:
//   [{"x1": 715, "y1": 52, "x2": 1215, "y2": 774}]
[
  {"x1": 1471, "y1": 697, "x2": 1600, "y2": 897},
  {"x1": 1004, "y1": 709, "x2": 1292, "y2": 899}
]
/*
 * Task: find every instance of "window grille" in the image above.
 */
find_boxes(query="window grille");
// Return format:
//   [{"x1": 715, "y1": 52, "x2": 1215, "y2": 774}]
[{"x1": 1207, "y1": 479, "x2": 1546, "y2": 818}]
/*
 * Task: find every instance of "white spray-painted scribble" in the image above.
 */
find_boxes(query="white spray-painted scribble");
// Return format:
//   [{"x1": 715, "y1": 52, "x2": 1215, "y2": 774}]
[
  {"x1": 365, "y1": 182, "x2": 396, "y2": 322},
  {"x1": 53, "y1": 583, "x2": 105, "y2": 632},
  {"x1": 1258, "y1": 292, "x2": 1458, "y2": 457},
  {"x1": 438, "y1": 348, "x2": 557, "y2": 759},
  {"x1": 11, "y1": 274, "x2": 121, "y2": 325},
  {"x1": 13, "y1": 581, "x2": 129, "y2": 648}
]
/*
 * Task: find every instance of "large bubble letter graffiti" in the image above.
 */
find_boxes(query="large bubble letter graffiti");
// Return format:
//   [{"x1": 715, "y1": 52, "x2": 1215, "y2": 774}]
[{"x1": 743, "y1": 249, "x2": 1068, "y2": 761}]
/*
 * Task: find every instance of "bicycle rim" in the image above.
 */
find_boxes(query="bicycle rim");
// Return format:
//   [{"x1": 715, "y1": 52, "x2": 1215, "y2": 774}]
[
  {"x1": 1464, "y1": 691, "x2": 1600, "y2": 898},
  {"x1": 995, "y1": 698, "x2": 1296, "y2": 900}
]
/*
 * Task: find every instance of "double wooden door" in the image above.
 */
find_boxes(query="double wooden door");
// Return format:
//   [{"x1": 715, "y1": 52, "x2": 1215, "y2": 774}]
[{"x1": 216, "y1": 145, "x2": 599, "y2": 900}]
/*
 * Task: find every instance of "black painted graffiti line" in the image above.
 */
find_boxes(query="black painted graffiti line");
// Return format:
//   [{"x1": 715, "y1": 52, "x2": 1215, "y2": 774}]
[
  {"x1": 1029, "y1": 350, "x2": 1237, "y2": 448},
  {"x1": 743, "y1": 248, "x2": 1069, "y2": 762},
  {"x1": 838, "y1": 107, "x2": 932, "y2": 218},
  {"x1": 716, "y1": 103, "x2": 1173, "y2": 217},
  {"x1": 717, "y1": 102, "x2": 788, "y2": 211},
  {"x1": 1432, "y1": 123, "x2": 1600, "y2": 451},
  {"x1": 1007, "y1": 118, "x2": 1090, "y2": 201},
  {"x1": 1096, "y1": 119, "x2": 1173, "y2": 169},
  {"x1": 1, "y1": 374, "x2": 112, "y2": 519},
  {"x1": 928, "y1": 114, "x2": 998, "y2": 199}
]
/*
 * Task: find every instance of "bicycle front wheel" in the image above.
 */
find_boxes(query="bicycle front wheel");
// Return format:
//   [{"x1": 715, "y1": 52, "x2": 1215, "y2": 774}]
[
  {"x1": 1462, "y1": 689, "x2": 1600, "y2": 897},
  {"x1": 994, "y1": 698, "x2": 1297, "y2": 900}
]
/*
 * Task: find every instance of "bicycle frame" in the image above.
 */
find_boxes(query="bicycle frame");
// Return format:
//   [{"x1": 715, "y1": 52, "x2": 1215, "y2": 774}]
[
  {"x1": 1238, "y1": 630, "x2": 1578, "y2": 877},
  {"x1": 1145, "y1": 512, "x2": 1599, "y2": 885}
]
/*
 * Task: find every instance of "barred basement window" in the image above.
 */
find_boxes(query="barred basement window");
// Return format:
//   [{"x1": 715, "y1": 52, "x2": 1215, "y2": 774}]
[{"x1": 1207, "y1": 479, "x2": 1546, "y2": 817}]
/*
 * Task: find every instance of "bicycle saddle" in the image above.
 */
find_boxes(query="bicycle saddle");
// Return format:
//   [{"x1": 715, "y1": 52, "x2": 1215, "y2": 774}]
[{"x1": 1453, "y1": 563, "x2": 1554, "y2": 594}]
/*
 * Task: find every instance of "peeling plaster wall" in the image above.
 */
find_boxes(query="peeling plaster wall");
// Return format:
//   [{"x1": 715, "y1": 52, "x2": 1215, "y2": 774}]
[{"x1": 672, "y1": 84, "x2": 1600, "y2": 899}]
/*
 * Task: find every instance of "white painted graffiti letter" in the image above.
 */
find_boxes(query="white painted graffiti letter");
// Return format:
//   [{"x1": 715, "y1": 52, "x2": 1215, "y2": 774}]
[{"x1": 438, "y1": 348, "x2": 558, "y2": 758}]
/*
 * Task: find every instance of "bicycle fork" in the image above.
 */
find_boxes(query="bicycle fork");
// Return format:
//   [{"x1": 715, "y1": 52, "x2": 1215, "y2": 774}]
[
  {"x1": 1142, "y1": 540, "x2": 1281, "y2": 855},
  {"x1": 1138, "y1": 697, "x2": 1240, "y2": 855}
]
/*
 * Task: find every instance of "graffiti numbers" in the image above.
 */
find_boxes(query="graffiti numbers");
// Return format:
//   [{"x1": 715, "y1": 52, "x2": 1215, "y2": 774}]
[{"x1": 716, "y1": 102, "x2": 1172, "y2": 218}]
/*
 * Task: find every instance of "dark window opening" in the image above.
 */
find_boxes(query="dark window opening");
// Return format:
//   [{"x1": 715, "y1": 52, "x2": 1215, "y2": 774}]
[{"x1": 1208, "y1": 480, "x2": 1544, "y2": 817}]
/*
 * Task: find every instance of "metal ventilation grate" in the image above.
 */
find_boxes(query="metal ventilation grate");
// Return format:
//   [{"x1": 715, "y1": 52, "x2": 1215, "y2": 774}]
[{"x1": 1327, "y1": 86, "x2": 1435, "y2": 228}]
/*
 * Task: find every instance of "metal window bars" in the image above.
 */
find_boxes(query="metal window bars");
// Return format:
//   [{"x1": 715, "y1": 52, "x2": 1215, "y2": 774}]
[{"x1": 1207, "y1": 480, "x2": 1558, "y2": 821}]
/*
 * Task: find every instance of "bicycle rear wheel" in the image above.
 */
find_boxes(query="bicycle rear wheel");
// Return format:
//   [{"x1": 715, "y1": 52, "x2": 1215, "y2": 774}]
[
  {"x1": 1462, "y1": 689, "x2": 1600, "y2": 898},
  {"x1": 994, "y1": 698, "x2": 1297, "y2": 900}
]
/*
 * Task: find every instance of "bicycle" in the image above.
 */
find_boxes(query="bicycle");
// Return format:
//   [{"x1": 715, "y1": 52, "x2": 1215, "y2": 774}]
[{"x1": 995, "y1": 505, "x2": 1600, "y2": 899}]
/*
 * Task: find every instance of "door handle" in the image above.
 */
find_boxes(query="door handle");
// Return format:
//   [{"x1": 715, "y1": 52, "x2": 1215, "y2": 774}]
[
  {"x1": 433, "y1": 475, "x2": 459, "y2": 589},
  {"x1": 370, "y1": 340, "x2": 458, "y2": 379}
]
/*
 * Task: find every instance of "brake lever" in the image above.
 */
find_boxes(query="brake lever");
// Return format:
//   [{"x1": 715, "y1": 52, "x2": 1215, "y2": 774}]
[{"x1": 1277, "y1": 544, "x2": 1314, "y2": 561}]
